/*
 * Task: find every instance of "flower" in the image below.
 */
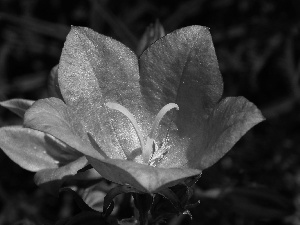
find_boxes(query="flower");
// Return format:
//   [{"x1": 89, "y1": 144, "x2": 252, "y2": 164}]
[
  {"x1": 0, "y1": 86, "x2": 98, "y2": 193},
  {"x1": 0, "y1": 25, "x2": 264, "y2": 193}
]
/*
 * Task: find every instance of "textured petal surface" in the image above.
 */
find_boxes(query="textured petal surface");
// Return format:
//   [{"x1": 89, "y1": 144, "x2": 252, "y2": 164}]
[
  {"x1": 0, "y1": 126, "x2": 59, "y2": 171},
  {"x1": 0, "y1": 99, "x2": 34, "y2": 118},
  {"x1": 139, "y1": 25, "x2": 223, "y2": 135},
  {"x1": 24, "y1": 97, "x2": 102, "y2": 159},
  {"x1": 34, "y1": 156, "x2": 88, "y2": 193},
  {"x1": 58, "y1": 26, "x2": 151, "y2": 160},
  {"x1": 194, "y1": 96, "x2": 264, "y2": 169},
  {"x1": 160, "y1": 97, "x2": 264, "y2": 169},
  {"x1": 88, "y1": 156, "x2": 200, "y2": 193}
]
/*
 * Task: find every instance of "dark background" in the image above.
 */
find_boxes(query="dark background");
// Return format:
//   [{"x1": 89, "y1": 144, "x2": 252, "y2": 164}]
[{"x1": 0, "y1": 0, "x2": 299, "y2": 224}]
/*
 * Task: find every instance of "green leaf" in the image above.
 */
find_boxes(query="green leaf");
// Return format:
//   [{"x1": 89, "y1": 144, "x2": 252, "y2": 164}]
[
  {"x1": 24, "y1": 97, "x2": 101, "y2": 159},
  {"x1": 87, "y1": 156, "x2": 200, "y2": 193},
  {"x1": 0, "y1": 99, "x2": 34, "y2": 118},
  {"x1": 187, "y1": 96, "x2": 265, "y2": 169},
  {"x1": 58, "y1": 26, "x2": 151, "y2": 160},
  {"x1": 139, "y1": 25, "x2": 223, "y2": 134},
  {"x1": 0, "y1": 126, "x2": 58, "y2": 171},
  {"x1": 47, "y1": 65, "x2": 63, "y2": 100}
]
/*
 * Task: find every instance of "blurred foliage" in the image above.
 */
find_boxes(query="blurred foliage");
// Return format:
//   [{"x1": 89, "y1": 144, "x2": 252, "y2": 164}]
[{"x1": 0, "y1": 0, "x2": 299, "y2": 224}]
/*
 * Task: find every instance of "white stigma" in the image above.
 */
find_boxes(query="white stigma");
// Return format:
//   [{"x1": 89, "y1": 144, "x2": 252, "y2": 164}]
[
  {"x1": 105, "y1": 102, "x2": 179, "y2": 165},
  {"x1": 143, "y1": 103, "x2": 179, "y2": 164}
]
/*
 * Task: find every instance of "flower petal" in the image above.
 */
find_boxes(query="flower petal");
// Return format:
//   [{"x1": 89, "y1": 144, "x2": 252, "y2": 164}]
[
  {"x1": 47, "y1": 65, "x2": 64, "y2": 99},
  {"x1": 0, "y1": 99, "x2": 34, "y2": 118},
  {"x1": 88, "y1": 156, "x2": 200, "y2": 193},
  {"x1": 0, "y1": 126, "x2": 59, "y2": 171},
  {"x1": 34, "y1": 156, "x2": 88, "y2": 194},
  {"x1": 24, "y1": 97, "x2": 102, "y2": 159},
  {"x1": 139, "y1": 25, "x2": 223, "y2": 135},
  {"x1": 58, "y1": 26, "x2": 151, "y2": 159},
  {"x1": 187, "y1": 96, "x2": 265, "y2": 169}
]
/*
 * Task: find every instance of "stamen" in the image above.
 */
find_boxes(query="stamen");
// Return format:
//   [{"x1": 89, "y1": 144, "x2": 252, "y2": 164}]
[
  {"x1": 105, "y1": 102, "x2": 145, "y2": 155},
  {"x1": 143, "y1": 103, "x2": 179, "y2": 164},
  {"x1": 149, "y1": 103, "x2": 179, "y2": 140},
  {"x1": 106, "y1": 102, "x2": 179, "y2": 166},
  {"x1": 149, "y1": 134, "x2": 171, "y2": 166}
]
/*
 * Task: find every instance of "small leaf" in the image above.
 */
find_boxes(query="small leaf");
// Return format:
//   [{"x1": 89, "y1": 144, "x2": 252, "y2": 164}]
[
  {"x1": 0, "y1": 126, "x2": 59, "y2": 171},
  {"x1": 47, "y1": 65, "x2": 63, "y2": 100},
  {"x1": 0, "y1": 99, "x2": 34, "y2": 118}
]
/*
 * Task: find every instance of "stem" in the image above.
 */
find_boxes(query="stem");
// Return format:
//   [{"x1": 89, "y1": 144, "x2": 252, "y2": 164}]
[{"x1": 132, "y1": 193, "x2": 153, "y2": 225}]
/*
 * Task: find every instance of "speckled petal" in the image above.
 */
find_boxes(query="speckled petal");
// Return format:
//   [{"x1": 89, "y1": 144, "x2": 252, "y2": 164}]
[
  {"x1": 0, "y1": 126, "x2": 59, "y2": 172},
  {"x1": 58, "y1": 26, "x2": 151, "y2": 160},
  {"x1": 88, "y1": 156, "x2": 200, "y2": 193},
  {"x1": 139, "y1": 26, "x2": 223, "y2": 135},
  {"x1": 24, "y1": 97, "x2": 101, "y2": 159}
]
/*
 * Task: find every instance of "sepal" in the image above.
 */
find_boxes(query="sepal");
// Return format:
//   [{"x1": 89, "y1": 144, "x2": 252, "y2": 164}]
[{"x1": 103, "y1": 185, "x2": 142, "y2": 218}]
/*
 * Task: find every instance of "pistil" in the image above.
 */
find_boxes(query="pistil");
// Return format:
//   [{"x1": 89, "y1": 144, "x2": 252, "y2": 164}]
[
  {"x1": 143, "y1": 103, "x2": 179, "y2": 164},
  {"x1": 105, "y1": 102, "x2": 179, "y2": 165}
]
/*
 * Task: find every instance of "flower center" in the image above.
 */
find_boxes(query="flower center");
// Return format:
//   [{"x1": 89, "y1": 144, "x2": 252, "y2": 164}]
[{"x1": 105, "y1": 102, "x2": 179, "y2": 165}]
